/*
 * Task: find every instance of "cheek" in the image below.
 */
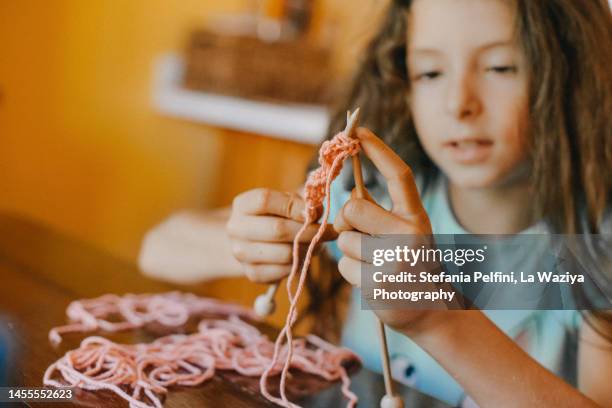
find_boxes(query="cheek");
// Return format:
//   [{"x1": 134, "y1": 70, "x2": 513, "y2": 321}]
[
  {"x1": 409, "y1": 89, "x2": 446, "y2": 149},
  {"x1": 475, "y1": 91, "x2": 531, "y2": 186},
  {"x1": 488, "y1": 89, "x2": 530, "y2": 161},
  {"x1": 408, "y1": 90, "x2": 447, "y2": 176}
]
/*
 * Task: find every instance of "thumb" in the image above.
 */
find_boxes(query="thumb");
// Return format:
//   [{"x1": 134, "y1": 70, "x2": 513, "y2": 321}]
[{"x1": 350, "y1": 186, "x2": 376, "y2": 204}]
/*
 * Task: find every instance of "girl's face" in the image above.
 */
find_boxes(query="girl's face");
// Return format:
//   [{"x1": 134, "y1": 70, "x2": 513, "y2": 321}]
[{"x1": 407, "y1": 0, "x2": 530, "y2": 189}]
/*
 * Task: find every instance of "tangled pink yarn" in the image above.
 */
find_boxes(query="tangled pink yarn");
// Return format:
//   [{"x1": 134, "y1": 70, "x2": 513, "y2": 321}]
[
  {"x1": 48, "y1": 292, "x2": 258, "y2": 345},
  {"x1": 44, "y1": 293, "x2": 359, "y2": 408},
  {"x1": 260, "y1": 130, "x2": 360, "y2": 407}
]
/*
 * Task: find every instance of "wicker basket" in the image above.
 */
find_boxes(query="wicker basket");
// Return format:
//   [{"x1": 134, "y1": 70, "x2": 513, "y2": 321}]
[{"x1": 184, "y1": 30, "x2": 333, "y2": 104}]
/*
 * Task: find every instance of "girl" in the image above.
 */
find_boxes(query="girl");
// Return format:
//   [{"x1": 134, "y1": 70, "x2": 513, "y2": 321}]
[{"x1": 141, "y1": 0, "x2": 612, "y2": 406}]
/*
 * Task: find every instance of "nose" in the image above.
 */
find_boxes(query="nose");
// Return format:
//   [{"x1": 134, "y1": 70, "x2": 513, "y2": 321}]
[{"x1": 446, "y1": 70, "x2": 481, "y2": 120}]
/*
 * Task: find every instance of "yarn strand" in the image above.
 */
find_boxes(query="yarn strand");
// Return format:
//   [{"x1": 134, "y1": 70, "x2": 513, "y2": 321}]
[{"x1": 259, "y1": 130, "x2": 360, "y2": 407}]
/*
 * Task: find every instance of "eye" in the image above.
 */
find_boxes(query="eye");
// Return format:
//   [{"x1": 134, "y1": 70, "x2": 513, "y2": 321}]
[
  {"x1": 414, "y1": 71, "x2": 442, "y2": 81},
  {"x1": 486, "y1": 65, "x2": 517, "y2": 74}
]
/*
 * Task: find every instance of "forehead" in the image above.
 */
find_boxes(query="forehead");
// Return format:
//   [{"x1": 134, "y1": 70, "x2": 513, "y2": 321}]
[{"x1": 408, "y1": 0, "x2": 516, "y2": 50}]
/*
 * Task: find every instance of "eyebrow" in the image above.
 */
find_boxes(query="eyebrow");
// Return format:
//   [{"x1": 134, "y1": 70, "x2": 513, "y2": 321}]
[{"x1": 409, "y1": 40, "x2": 516, "y2": 55}]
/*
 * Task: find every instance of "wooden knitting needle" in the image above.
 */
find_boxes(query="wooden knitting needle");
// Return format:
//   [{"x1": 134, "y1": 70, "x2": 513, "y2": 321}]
[
  {"x1": 253, "y1": 107, "x2": 365, "y2": 318},
  {"x1": 254, "y1": 110, "x2": 402, "y2": 406},
  {"x1": 344, "y1": 109, "x2": 403, "y2": 408}
]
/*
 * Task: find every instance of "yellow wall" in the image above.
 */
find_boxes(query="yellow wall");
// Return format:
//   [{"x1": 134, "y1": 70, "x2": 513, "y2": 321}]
[
  {"x1": 0, "y1": 0, "x2": 384, "y2": 264},
  {"x1": 0, "y1": 0, "x2": 247, "y2": 260}
]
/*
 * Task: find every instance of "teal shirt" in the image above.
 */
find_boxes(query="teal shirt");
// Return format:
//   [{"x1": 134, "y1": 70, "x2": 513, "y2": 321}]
[{"x1": 326, "y1": 173, "x2": 581, "y2": 406}]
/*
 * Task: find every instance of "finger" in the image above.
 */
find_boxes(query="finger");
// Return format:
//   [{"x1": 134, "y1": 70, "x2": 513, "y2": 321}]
[
  {"x1": 227, "y1": 215, "x2": 337, "y2": 243},
  {"x1": 233, "y1": 188, "x2": 310, "y2": 222},
  {"x1": 242, "y1": 263, "x2": 291, "y2": 283},
  {"x1": 338, "y1": 198, "x2": 413, "y2": 235},
  {"x1": 333, "y1": 202, "x2": 352, "y2": 233},
  {"x1": 334, "y1": 196, "x2": 387, "y2": 234},
  {"x1": 334, "y1": 188, "x2": 383, "y2": 234},
  {"x1": 230, "y1": 240, "x2": 293, "y2": 264},
  {"x1": 354, "y1": 128, "x2": 426, "y2": 217},
  {"x1": 350, "y1": 184, "x2": 376, "y2": 202},
  {"x1": 337, "y1": 231, "x2": 371, "y2": 263},
  {"x1": 338, "y1": 256, "x2": 362, "y2": 287}
]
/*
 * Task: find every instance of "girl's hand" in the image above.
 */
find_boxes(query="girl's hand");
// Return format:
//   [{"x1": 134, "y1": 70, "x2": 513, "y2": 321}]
[
  {"x1": 336, "y1": 129, "x2": 604, "y2": 408},
  {"x1": 139, "y1": 209, "x2": 244, "y2": 284},
  {"x1": 227, "y1": 188, "x2": 337, "y2": 284},
  {"x1": 335, "y1": 128, "x2": 446, "y2": 332}
]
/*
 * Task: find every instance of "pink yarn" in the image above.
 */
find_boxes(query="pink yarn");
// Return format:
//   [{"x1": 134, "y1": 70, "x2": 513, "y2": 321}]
[
  {"x1": 303, "y1": 130, "x2": 360, "y2": 220},
  {"x1": 48, "y1": 292, "x2": 258, "y2": 345},
  {"x1": 44, "y1": 293, "x2": 360, "y2": 408},
  {"x1": 260, "y1": 130, "x2": 360, "y2": 407},
  {"x1": 44, "y1": 130, "x2": 362, "y2": 408}
]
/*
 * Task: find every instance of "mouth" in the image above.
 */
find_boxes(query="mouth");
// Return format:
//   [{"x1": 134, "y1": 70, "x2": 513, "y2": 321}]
[{"x1": 444, "y1": 138, "x2": 494, "y2": 163}]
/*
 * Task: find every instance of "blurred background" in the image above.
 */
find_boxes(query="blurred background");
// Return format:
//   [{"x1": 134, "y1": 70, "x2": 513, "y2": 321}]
[{"x1": 0, "y1": 0, "x2": 384, "y2": 263}]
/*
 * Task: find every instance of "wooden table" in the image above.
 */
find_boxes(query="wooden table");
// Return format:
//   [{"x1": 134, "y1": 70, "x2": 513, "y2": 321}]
[{"x1": 0, "y1": 213, "x2": 450, "y2": 407}]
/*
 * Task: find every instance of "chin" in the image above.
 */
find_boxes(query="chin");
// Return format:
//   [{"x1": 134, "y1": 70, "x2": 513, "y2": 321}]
[{"x1": 441, "y1": 165, "x2": 507, "y2": 189}]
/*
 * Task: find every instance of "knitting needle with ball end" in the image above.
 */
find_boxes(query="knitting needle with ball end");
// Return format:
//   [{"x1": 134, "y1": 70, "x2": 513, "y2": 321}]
[
  {"x1": 253, "y1": 108, "x2": 403, "y2": 408},
  {"x1": 343, "y1": 109, "x2": 404, "y2": 408}
]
